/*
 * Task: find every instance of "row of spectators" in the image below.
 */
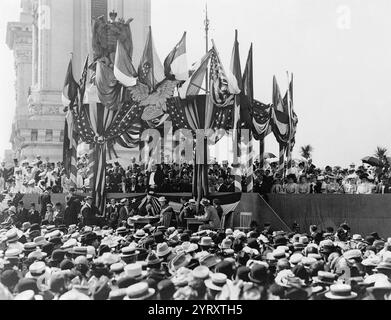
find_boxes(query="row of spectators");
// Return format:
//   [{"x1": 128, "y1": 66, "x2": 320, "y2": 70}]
[{"x1": 1, "y1": 156, "x2": 390, "y2": 196}]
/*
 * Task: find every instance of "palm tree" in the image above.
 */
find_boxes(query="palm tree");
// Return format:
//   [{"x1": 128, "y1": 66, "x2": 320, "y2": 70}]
[
  {"x1": 374, "y1": 146, "x2": 388, "y2": 161},
  {"x1": 300, "y1": 145, "x2": 313, "y2": 160},
  {"x1": 374, "y1": 146, "x2": 389, "y2": 169}
]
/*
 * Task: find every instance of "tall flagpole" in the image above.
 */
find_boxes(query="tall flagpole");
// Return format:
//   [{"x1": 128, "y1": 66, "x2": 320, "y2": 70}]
[{"x1": 204, "y1": 3, "x2": 210, "y2": 89}]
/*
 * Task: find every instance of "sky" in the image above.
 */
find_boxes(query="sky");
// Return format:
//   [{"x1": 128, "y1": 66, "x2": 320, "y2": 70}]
[{"x1": 1, "y1": 0, "x2": 391, "y2": 168}]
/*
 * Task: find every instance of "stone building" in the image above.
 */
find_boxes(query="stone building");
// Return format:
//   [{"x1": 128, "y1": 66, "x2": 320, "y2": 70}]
[{"x1": 6, "y1": 0, "x2": 151, "y2": 164}]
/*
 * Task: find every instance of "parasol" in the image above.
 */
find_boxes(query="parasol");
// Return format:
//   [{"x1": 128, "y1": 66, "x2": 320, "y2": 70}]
[{"x1": 361, "y1": 156, "x2": 382, "y2": 167}]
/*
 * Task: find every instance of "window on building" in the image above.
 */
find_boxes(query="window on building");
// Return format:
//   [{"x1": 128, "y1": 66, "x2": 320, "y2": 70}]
[
  {"x1": 91, "y1": 0, "x2": 108, "y2": 20},
  {"x1": 60, "y1": 130, "x2": 64, "y2": 142},
  {"x1": 45, "y1": 129, "x2": 53, "y2": 142},
  {"x1": 31, "y1": 129, "x2": 38, "y2": 142}
]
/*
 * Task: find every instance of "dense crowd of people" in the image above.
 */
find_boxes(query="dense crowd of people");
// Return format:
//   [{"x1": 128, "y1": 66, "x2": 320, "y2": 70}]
[
  {"x1": 0, "y1": 155, "x2": 390, "y2": 199},
  {"x1": 1, "y1": 207, "x2": 391, "y2": 300},
  {"x1": 105, "y1": 157, "x2": 390, "y2": 195}
]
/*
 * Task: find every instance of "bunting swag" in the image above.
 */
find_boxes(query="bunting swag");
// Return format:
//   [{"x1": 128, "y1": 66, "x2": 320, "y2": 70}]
[
  {"x1": 251, "y1": 100, "x2": 273, "y2": 141},
  {"x1": 71, "y1": 93, "x2": 143, "y2": 213},
  {"x1": 271, "y1": 77, "x2": 291, "y2": 146}
]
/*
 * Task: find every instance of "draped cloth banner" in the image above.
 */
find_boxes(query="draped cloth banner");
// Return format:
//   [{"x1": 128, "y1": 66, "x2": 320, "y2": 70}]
[
  {"x1": 166, "y1": 94, "x2": 235, "y2": 202},
  {"x1": 71, "y1": 83, "x2": 144, "y2": 214}
]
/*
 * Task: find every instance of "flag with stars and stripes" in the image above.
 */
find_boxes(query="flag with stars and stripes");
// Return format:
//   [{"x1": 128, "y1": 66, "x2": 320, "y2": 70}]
[
  {"x1": 64, "y1": 111, "x2": 78, "y2": 187},
  {"x1": 271, "y1": 76, "x2": 291, "y2": 146},
  {"x1": 210, "y1": 46, "x2": 240, "y2": 108},
  {"x1": 251, "y1": 100, "x2": 273, "y2": 141}
]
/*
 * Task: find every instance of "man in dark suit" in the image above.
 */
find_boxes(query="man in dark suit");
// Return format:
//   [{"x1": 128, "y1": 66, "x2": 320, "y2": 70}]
[
  {"x1": 28, "y1": 203, "x2": 41, "y2": 225},
  {"x1": 81, "y1": 196, "x2": 96, "y2": 226},
  {"x1": 179, "y1": 176, "x2": 192, "y2": 193},
  {"x1": 216, "y1": 177, "x2": 228, "y2": 193},
  {"x1": 38, "y1": 187, "x2": 52, "y2": 220},
  {"x1": 106, "y1": 199, "x2": 118, "y2": 222},
  {"x1": 118, "y1": 198, "x2": 132, "y2": 227},
  {"x1": 64, "y1": 187, "x2": 81, "y2": 226},
  {"x1": 15, "y1": 200, "x2": 29, "y2": 228},
  {"x1": 226, "y1": 175, "x2": 235, "y2": 193},
  {"x1": 146, "y1": 164, "x2": 164, "y2": 192}
]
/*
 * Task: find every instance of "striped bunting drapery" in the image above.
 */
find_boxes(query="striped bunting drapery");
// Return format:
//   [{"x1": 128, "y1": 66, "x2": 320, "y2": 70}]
[
  {"x1": 64, "y1": 111, "x2": 78, "y2": 187},
  {"x1": 166, "y1": 94, "x2": 235, "y2": 202},
  {"x1": 71, "y1": 81, "x2": 144, "y2": 214}
]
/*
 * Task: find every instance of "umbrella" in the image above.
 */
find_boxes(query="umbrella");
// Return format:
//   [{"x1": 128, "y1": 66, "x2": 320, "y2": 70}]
[
  {"x1": 361, "y1": 156, "x2": 382, "y2": 167},
  {"x1": 263, "y1": 152, "x2": 276, "y2": 159},
  {"x1": 267, "y1": 157, "x2": 279, "y2": 163}
]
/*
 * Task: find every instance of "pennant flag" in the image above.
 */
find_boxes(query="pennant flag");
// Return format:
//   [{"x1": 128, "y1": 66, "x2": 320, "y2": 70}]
[
  {"x1": 138, "y1": 26, "x2": 165, "y2": 92},
  {"x1": 164, "y1": 32, "x2": 188, "y2": 81},
  {"x1": 79, "y1": 55, "x2": 89, "y2": 107},
  {"x1": 178, "y1": 50, "x2": 212, "y2": 99},
  {"x1": 63, "y1": 118, "x2": 71, "y2": 175},
  {"x1": 242, "y1": 43, "x2": 254, "y2": 103},
  {"x1": 273, "y1": 76, "x2": 284, "y2": 112},
  {"x1": 228, "y1": 31, "x2": 243, "y2": 192},
  {"x1": 114, "y1": 40, "x2": 138, "y2": 87},
  {"x1": 210, "y1": 42, "x2": 240, "y2": 108},
  {"x1": 64, "y1": 111, "x2": 78, "y2": 186},
  {"x1": 62, "y1": 58, "x2": 79, "y2": 108}
]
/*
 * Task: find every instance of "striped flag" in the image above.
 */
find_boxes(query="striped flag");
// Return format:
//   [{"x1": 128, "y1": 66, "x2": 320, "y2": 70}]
[
  {"x1": 62, "y1": 58, "x2": 79, "y2": 109},
  {"x1": 87, "y1": 144, "x2": 95, "y2": 190},
  {"x1": 79, "y1": 55, "x2": 89, "y2": 109},
  {"x1": 64, "y1": 111, "x2": 78, "y2": 187},
  {"x1": 230, "y1": 31, "x2": 243, "y2": 192},
  {"x1": 164, "y1": 32, "x2": 188, "y2": 81},
  {"x1": 178, "y1": 50, "x2": 212, "y2": 99},
  {"x1": 138, "y1": 26, "x2": 165, "y2": 92},
  {"x1": 242, "y1": 43, "x2": 255, "y2": 192},
  {"x1": 114, "y1": 40, "x2": 138, "y2": 87}
]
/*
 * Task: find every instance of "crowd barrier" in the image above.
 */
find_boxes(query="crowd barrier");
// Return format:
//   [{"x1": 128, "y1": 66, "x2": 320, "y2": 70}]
[{"x1": 13, "y1": 193, "x2": 391, "y2": 237}]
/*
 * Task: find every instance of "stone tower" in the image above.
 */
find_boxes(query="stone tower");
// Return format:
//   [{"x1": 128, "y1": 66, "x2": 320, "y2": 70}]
[{"x1": 6, "y1": 0, "x2": 151, "y2": 163}]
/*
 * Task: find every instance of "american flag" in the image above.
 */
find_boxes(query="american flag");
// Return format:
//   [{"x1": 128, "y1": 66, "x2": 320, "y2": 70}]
[
  {"x1": 251, "y1": 100, "x2": 273, "y2": 141},
  {"x1": 210, "y1": 49, "x2": 235, "y2": 108}
]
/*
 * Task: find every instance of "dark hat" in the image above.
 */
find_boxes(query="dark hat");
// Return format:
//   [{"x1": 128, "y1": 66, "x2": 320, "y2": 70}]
[
  {"x1": 365, "y1": 236, "x2": 375, "y2": 245},
  {"x1": 236, "y1": 266, "x2": 251, "y2": 282},
  {"x1": 153, "y1": 231, "x2": 164, "y2": 243},
  {"x1": 29, "y1": 224, "x2": 41, "y2": 233},
  {"x1": 16, "y1": 278, "x2": 39, "y2": 294},
  {"x1": 273, "y1": 235, "x2": 288, "y2": 247},
  {"x1": 81, "y1": 232, "x2": 98, "y2": 245},
  {"x1": 215, "y1": 260, "x2": 235, "y2": 279},
  {"x1": 248, "y1": 263, "x2": 268, "y2": 285},
  {"x1": 41, "y1": 243, "x2": 54, "y2": 256},
  {"x1": 60, "y1": 259, "x2": 74, "y2": 270},
  {"x1": 247, "y1": 238, "x2": 259, "y2": 250},
  {"x1": 49, "y1": 249, "x2": 66, "y2": 264},
  {"x1": 157, "y1": 280, "x2": 176, "y2": 300},
  {"x1": 285, "y1": 287, "x2": 309, "y2": 300},
  {"x1": 117, "y1": 275, "x2": 138, "y2": 289},
  {"x1": 49, "y1": 272, "x2": 66, "y2": 293},
  {"x1": 0, "y1": 269, "x2": 20, "y2": 289},
  {"x1": 145, "y1": 251, "x2": 162, "y2": 267},
  {"x1": 92, "y1": 277, "x2": 111, "y2": 300},
  {"x1": 371, "y1": 232, "x2": 381, "y2": 240},
  {"x1": 180, "y1": 233, "x2": 190, "y2": 242}
]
